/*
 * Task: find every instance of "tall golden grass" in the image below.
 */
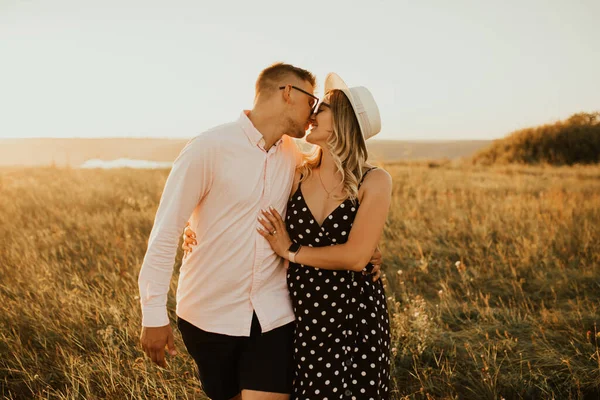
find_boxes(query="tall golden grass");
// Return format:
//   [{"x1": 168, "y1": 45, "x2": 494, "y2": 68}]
[{"x1": 1, "y1": 164, "x2": 599, "y2": 399}]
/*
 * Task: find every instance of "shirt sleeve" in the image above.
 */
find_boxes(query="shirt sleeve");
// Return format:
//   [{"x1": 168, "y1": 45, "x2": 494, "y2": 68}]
[{"x1": 137, "y1": 134, "x2": 216, "y2": 327}]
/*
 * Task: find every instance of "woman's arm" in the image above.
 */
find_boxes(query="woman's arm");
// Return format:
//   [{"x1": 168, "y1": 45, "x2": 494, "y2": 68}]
[{"x1": 258, "y1": 168, "x2": 392, "y2": 272}]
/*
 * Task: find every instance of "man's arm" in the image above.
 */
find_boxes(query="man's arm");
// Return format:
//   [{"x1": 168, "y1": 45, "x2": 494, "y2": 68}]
[{"x1": 138, "y1": 134, "x2": 215, "y2": 327}]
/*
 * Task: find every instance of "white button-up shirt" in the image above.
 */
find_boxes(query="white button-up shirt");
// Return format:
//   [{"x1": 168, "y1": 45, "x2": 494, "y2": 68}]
[{"x1": 138, "y1": 111, "x2": 302, "y2": 336}]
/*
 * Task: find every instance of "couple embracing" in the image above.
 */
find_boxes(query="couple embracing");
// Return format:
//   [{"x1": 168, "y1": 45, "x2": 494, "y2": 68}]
[{"x1": 138, "y1": 62, "x2": 393, "y2": 400}]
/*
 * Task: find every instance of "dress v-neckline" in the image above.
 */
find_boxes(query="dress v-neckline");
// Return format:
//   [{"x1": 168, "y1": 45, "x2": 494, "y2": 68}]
[
  {"x1": 295, "y1": 184, "x2": 354, "y2": 228},
  {"x1": 290, "y1": 167, "x2": 373, "y2": 229}
]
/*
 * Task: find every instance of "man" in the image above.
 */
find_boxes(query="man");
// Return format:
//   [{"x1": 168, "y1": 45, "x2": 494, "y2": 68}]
[{"x1": 138, "y1": 63, "x2": 382, "y2": 400}]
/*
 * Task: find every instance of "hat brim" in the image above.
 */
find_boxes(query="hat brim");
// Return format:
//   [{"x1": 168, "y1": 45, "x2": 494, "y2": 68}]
[
  {"x1": 324, "y1": 72, "x2": 370, "y2": 142},
  {"x1": 325, "y1": 72, "x2": 351, "y2": 95}
]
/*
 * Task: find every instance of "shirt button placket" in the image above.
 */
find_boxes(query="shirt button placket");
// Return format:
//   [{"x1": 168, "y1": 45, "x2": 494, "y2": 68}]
[
  {"x1": 253, "y1": 151, "x2": 269, "y2": 309},
  {"x1": 251, "y1": 146, "x2": 268, "y2": 323}
]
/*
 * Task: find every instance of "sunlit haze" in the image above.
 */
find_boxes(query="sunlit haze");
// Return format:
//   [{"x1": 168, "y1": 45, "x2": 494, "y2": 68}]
[{"x1": 1, "y1": 0, "x2": 598, "y2": 140}]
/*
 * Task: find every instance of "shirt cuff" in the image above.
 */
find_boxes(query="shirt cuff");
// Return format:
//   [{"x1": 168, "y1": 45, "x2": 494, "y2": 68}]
[{"x1": 141, "y1": 306, "x2": 170, "y2": 327}]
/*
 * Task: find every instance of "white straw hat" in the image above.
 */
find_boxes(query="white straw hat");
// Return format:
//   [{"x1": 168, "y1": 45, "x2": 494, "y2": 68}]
[{"x1": 324, "y1": 72, "x2": 381, "y2": 140}]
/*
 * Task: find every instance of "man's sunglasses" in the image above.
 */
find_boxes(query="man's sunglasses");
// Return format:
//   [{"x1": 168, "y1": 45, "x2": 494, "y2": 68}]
[{"x1": 279, "y1": 85, "x2": 320, "y2": 113}]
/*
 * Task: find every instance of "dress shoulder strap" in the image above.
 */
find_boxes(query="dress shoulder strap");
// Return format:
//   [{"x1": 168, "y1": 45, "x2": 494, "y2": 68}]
[{"x1": 358, "y1": 167, "x2": 377, "y2": 188}]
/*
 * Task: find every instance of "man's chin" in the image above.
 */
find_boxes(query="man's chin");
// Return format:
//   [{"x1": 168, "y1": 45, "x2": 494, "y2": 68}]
[{"x1": 291, "y1": 130, "x2": 306, "y2": 139}]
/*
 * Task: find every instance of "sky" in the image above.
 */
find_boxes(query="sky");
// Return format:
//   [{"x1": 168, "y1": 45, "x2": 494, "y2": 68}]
[{"x1": 0, "y1": 0, "x2": 598, "y2": 141}]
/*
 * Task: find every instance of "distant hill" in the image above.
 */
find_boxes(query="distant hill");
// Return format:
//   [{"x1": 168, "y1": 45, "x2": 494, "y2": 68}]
[
  {"x1": 367, "y1": 140, "x2": 490, "y2": 162},
  {"x1": 0, "y1": 137, "x2": 492, "y2": 167},
  {"x1": 473, "y1": 112, "x2": 600, "y2": 165}
]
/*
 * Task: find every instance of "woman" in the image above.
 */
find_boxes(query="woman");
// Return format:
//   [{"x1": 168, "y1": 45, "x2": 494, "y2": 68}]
[{"x1": 185, "y1": 73, "x2": 392, "y2": 399}]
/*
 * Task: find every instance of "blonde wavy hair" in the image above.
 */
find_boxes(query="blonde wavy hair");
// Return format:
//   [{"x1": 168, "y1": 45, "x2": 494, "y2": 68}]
[{"x1": 298, "y1": 90, "x2": 370, "y2": 201}]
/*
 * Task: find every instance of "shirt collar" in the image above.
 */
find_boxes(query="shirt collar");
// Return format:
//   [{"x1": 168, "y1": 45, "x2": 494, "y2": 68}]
[{"x1": 238, "y1": 110, "x2": 283, "y2": 149}]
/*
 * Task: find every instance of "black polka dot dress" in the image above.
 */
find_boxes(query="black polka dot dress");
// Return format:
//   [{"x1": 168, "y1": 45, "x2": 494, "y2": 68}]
[{"x1": 286, "y1": 168, "x2": 391, "y2": 400}]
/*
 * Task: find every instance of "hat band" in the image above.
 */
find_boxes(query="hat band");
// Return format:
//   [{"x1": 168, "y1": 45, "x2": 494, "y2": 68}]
[
  {"x1": 352, "y1": 96, "x2": 370, "y2": 138},
  {"x1": 353, "y1": 97, "x2": 365, "y2": 113},
  {"x1": 358, "y1": 112, "x2": 372, "y2": 139}
]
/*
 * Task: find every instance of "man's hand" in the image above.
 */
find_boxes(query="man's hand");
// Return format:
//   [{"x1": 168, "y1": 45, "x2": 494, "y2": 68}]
[
  {"x1": 182, "y1": 221, "x2": 197, "y2": 259},
  {"x1": 366, "y1": 246, "x2": 383, "y2": 282},
  {"x1": 140, "y1": 324, "x2": 178, "y2": 368}
]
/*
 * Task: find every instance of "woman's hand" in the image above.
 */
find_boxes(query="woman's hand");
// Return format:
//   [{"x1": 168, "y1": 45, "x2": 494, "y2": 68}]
[
  {"x1": 182, "y1": 222, "x2": 197, "y2": 259},
  {"x1": 367, "y1": 246, "x2": 383, "y2": 282},
  {"x1": 257, "y1": 207, "x2": 292, "y2": 259}
]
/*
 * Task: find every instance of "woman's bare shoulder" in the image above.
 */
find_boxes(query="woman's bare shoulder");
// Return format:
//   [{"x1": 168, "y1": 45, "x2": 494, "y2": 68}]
[{"x1": 359, "y1": 167, "x2": 392, "y2": 198}]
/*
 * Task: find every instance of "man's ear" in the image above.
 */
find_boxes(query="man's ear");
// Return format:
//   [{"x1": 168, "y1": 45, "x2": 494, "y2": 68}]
[{"x1": 281, "y1": 85, "x2": 292, "y2": 105}]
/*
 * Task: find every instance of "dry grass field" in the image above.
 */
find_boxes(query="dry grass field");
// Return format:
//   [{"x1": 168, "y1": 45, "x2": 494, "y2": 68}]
[{"x1": 1, "y1": 163, "x2": 599, "y2": 399}]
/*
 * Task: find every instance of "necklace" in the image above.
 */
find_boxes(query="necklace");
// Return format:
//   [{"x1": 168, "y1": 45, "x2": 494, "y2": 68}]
[{"x1": 317, "y1": 168, "x2": 343, "y2": 199}]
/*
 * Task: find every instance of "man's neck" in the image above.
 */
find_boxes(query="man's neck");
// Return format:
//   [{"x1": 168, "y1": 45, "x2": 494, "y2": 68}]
[{"x1": 247, "y1": 108, "x2": 286, "y2": 151}]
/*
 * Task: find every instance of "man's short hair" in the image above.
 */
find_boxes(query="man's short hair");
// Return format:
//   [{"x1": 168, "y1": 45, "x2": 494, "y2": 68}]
[{"x1": 255, "y1": 62, "x2": 316, "y2": 99}]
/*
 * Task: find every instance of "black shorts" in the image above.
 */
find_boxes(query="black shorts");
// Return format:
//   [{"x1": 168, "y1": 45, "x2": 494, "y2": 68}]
[{"x1": 177, "y1": 313, "x2": 294, "y2": 400}]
